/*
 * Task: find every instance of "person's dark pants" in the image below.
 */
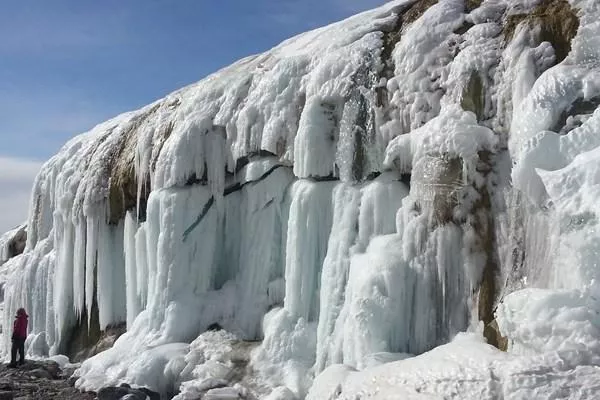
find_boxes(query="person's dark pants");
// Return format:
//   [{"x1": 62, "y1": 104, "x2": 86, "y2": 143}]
[{"x1": 10, "y1": 337, "x2": 25, "y2": 366}]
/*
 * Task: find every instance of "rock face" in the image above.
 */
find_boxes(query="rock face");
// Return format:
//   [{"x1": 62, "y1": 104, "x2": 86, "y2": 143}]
[
  {"x1": 67, "y1": 318, "x2": 126, "y2": 363},
  {"x1": 0, "y1": 225, "x2": 27, "y2": 314},
  {"x1": 0, "y1": 225, "x2": 26, "y2": 266},
  {"x1": 503, "y1": 0, "x2": 579, "y2": 64},
  {"x1": 97, "y1": 384, "x2": 160, "y2": 400}
]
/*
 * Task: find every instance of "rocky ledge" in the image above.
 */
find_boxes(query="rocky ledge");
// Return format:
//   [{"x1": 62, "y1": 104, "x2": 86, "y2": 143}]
[{"x1": 0, "y1": 361, "x2": 160, "y2": 400}]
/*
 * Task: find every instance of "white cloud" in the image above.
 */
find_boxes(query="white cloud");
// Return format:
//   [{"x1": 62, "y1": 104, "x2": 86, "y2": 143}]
[{"x1": 0, "y1": 157, "x2": 43, "y2": 234}]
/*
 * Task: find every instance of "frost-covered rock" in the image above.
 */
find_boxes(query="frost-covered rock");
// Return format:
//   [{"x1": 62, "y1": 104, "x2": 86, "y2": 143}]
[
  {"x1": 0, "y1": 224, "x2": 27, "y2": 334},
  {"x1": 0, "y1": 225, "x2": 26, "y2": 266}
]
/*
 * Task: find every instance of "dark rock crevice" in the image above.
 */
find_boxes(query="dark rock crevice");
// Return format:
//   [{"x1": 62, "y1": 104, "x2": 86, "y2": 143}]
[
  {"x1": 233, "y1": 150, "x2": 279, "y2": 174},
  {"x1": 471, "y1": 152, "x2": 505, "y2": 350},
  {"x1": 65, "y1": 279, "x2": 101, "y2": 362},
  {"x1": 552, "y1": 97, "x2": 600, "y2": 135},
  {"x1": 65, "y1": 267, "x2": 126, "y2": 363},
  {"x1": 461, "y1": 71, "x2": 486, "y2": 122}
]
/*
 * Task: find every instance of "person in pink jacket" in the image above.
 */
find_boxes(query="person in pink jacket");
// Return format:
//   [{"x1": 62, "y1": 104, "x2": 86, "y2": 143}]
[{"x1": 9, "y1": 308, "x2": 28, "y2": 368}]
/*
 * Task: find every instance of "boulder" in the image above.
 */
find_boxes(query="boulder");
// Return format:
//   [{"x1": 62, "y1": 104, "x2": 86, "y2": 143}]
[
  {"x1": 28, "y1": 369, "x2": 54, "y2": 380},
  {"x1": 97, "y1": 387, "x2": 131, "y2": 400},
  {"x1": 97, "y1": 385, "x2": 160, "y2": 400}
]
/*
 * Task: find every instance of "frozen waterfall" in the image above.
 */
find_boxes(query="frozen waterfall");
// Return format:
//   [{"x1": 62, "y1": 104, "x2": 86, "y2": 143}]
[{"x1": 2, "y1": 0, "x2": 600, "y2": 398}]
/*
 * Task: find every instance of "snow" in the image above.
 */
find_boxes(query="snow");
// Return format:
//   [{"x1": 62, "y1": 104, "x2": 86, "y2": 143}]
[
  {"x1": 306, "y1": 364, "x2": 355, "y2": 400},
  {"x1": 383, "y1": 105, "x2": 498, "y2": 174},
  {"x1": 321, "y1": 287, "x2": 600, "y2": 399},
  {"x1": 315, "y1": 331, "x2": 600, "y2": 400},
  {"x1": 496, "y1": 288, "x2": 600, "y2": 360},
  {"x1": 1, "y1": 0, "x2": 600, "y2": 398},
  {"x1": 174, "y1": 330, "x2": 240, "y2": 399}
]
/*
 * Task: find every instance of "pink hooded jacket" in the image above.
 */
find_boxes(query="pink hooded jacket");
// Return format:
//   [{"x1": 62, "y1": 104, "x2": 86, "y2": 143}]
[{"x1": 12, "y1": 308, "x2": 28, "y2": 339}]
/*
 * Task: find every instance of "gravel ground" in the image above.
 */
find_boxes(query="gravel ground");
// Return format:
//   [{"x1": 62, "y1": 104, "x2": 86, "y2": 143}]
[{"x1": 0, "y1": 360, "x2": 96, "y2": 400}]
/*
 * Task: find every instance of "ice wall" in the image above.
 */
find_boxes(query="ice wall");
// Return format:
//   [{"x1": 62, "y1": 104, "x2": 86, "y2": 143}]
[{"x1": 2, "y1": 0, "x2": 600, "y2": 398}]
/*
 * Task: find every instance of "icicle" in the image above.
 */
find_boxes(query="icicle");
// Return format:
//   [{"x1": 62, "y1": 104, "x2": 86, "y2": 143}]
[
  {"x1": 315, "y1": 183, "x2": 361, "y2": 371},
  {"x1": 72, "y1": 214, "x2": 87, "y2": 317},
  {"x1": 206, "y1": 125, "x2": 227, "y2": 214},
  {"x1": 54, "y1": 214, "x2": 75, "y2": 348},
  {"x1": 135, "y1": 223, "x2": 149, "y2": 309},
  {"x1": 124, "y1": 211, "x2": 141, "y2": 329},
  {"x1": 85, "y1": 214, "x2": 99, "y2": 329},
  {"x1": 294, "y1": 97, "x2": 342, "y2": 179},
  {"x1": 96, "y1": 218, "x2": 126, "y2": 330},
  {"x1": 234, "y1": 166, "x2": 294, "y2": 338},
  {"x1": 284, "y1": 180, "x2": 335, "y2": 321}
]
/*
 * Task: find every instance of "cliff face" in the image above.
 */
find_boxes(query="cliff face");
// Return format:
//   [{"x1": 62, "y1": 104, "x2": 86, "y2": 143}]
[
  {"x1": 0, "y1": 225, "x2": 27, "y2": 316},
  {"x1": 2, "y1": 0, "x2": 600, "y2": 398},
  {"x1": 0, "y1": 225, "x2": 27, "y2": 266}
]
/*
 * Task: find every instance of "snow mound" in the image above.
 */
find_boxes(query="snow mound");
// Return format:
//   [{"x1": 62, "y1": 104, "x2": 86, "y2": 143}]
[
  {"x1": 497, "y1": 288, "x2": 600, "y2": 360},
  {"x1": 322, "y1": 332, "x2": 600, "y2": 399}
]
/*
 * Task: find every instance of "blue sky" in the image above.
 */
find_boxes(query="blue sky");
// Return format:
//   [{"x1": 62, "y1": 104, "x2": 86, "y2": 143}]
[{"x1": 0, "y1": 0, "x2": 386, "y2": 233}]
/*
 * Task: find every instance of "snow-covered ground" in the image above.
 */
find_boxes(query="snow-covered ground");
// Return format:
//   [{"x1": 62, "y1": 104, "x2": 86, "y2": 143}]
[
  {"x1": 308, "y1": 288, "x2": 600, "y2": 399},
  {"x1": 2, "y1": 0, "x2": 600, "y2": 398}
]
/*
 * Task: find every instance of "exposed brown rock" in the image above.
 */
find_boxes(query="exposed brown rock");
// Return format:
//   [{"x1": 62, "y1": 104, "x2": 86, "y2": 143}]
[
  {"x1": 66, "y1": 297, "x2": 126, "y2": 363},
  {"x1": 150, "y1": 120, "x2": 175, "y2": 172},
  {"x1": 470, "y1": 152, "x2": 503, "y2": 349},
  {"x1": 64, "y1": 267, "x2": 124, "y2": 362},
  {"x1": 375, "y1": 5, "x2": 404, "y2": 112},
  {"x1": 504, "y1": 0, "x2": 579, "y2": 64},
  {"x1": 484, "y1": 319, "x2": 508, "y2": 351},
  {"x1": 402, "y1": 0, "x2": 439, "y2": 29},
  {"x1": 65, "y1": 292, "x2": 101, "y2": 362},
  {"x1": 107, "y1": 103, "x2": 161, "y2": 225}
]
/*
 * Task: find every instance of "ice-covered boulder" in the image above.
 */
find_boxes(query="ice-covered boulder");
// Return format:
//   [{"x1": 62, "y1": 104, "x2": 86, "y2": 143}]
[{"x1": 0, "y1": 225, "x2": 26, "y2": 266}]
